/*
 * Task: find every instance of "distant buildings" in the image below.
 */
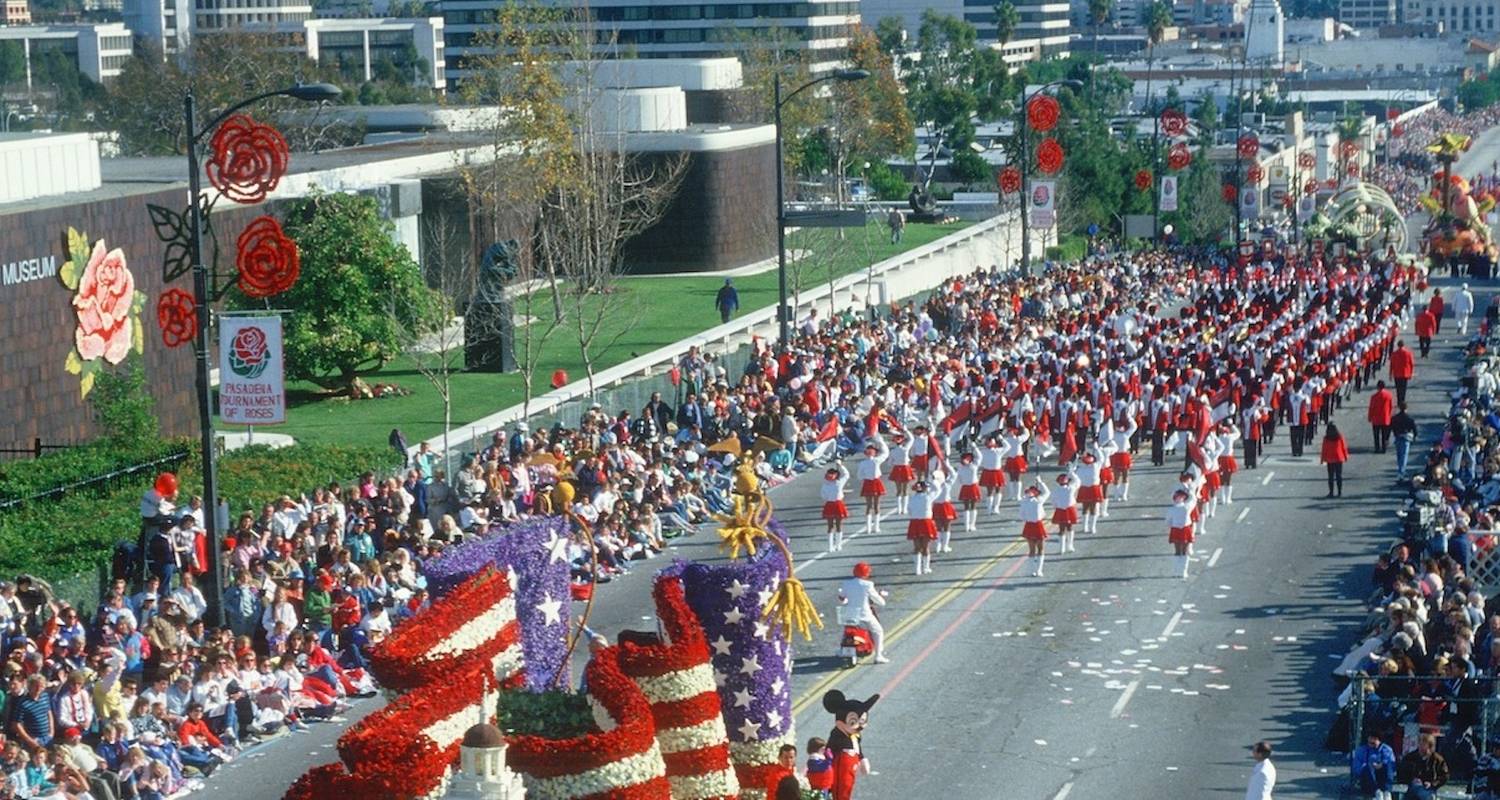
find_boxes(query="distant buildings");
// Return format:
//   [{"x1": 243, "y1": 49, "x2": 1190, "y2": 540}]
[
  {"x1": 0, "y1": 23, "x2": 133, "y2": 86},
  {"x1": 1, "y1": 0, "x2": 31, "y2": 25},
  {"x1": 303, "y1": 17, "x2": 445, "y2": 90},
  {"x1": 1402, "y1": 0, "x2": 1500, "y2": 33},
  {"x1": 1339, "y1": 0, "x2": 1398, "y2": 29}
]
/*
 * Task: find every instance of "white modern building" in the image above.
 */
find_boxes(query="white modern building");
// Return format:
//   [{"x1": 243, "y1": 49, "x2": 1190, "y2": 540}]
[
  {"x1": 0, "y1": 23, "x2": 133, "y2": 87},
  {"x1": 304, "y1": 17, "x2": 445, "y2": 90},
  {"x1": 964, "y1": 0, "x2": 1072, "y2": 57},
  {"x1": 122, "y1": 0, "x2": 190, "y2": 54},
  {"x1": 190, "y1": 0, "x2": 312, "y2": 32},
  {"x1": 1339, "y1": 0, "x2": 1397, "y2": 28},
  {"x1": 1402, "y1": 0, "x2": 1500, "y2": 33},
  {"x1": 443, "y1": 0, "x2": 859, "y2": 80},
  {"x1": 1245, "y1": 0, "x2": 1284, "y2": 63},
  {"x1": 1288, "y1": 35, "x2": 1467, "y2": 74}
]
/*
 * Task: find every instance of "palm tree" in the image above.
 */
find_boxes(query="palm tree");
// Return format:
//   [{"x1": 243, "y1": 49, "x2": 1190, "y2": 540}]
[
  {"x1": 1089, "y1": 0, "x2": 1111, "y2": 56},
  {"x1": 1144, "y1": 0, "x2": 1172, "y2": 234},
  {"x1": 993, "y1": 1, "x2": 1020, "y2": 51}
]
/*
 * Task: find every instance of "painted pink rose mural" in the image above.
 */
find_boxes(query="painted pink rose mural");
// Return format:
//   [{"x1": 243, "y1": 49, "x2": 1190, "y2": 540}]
[{"x1": 60, "y1": 227, "x2": 146, "y2": 398}]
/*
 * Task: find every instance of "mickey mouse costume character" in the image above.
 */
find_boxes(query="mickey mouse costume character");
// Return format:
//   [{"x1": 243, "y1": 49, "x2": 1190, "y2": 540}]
[{"x1": 823, "y1": 690, "x2": 879, "y2": 800}]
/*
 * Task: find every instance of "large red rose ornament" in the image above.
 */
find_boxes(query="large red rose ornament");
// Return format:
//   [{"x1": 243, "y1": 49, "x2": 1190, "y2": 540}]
[
  {"x1": 236, "y1": 216, "x2": 301, "y2": 298},
  {"x1": 1134, "y1": 169, "x2": 1152, "y2": 191},
  {"x1": 1027, "y1": 95, "x2": 1060, "y2": 132},
  {"x1": 73, "y1": 240, "x2": 136, "y2": 365},
  {"x1": 1346, "y1": 161, "x2": 1361, "y2": 177},
  {"x1": 1167, "y1": 143, "x2": 1192, "y2": 171},
  {"x1": 1222, "y1": 184, "x2": 1238, "y2": 203},
  {"x1": 206, "y1": 115, "x2": 290, "y2": 204},
  {"x1": 998, "y1": 165, "x2": 1022, "y2": 194},
  {"x1": 1246, "y1": 164, "x2": 1264, "y2": 184},
  {"x1": 1159, "y1": 108, "x2": 1187, "y2": 138},
  {"x1": 1035, "y1": 138, "x2": 1064, "y2": 175},
  {"x1": 1237, "y1": 134, "x2": 1259, "y2": 159},
  {"x1": 1339, "y1": 140, "x2": 1359, "y2": 159},
  {"x1": 156, "y1": 288, "x2": 197, "y2": 348},
  {"x1": 1304, "y1": 179, "x2": 1318, "y2": 195}
]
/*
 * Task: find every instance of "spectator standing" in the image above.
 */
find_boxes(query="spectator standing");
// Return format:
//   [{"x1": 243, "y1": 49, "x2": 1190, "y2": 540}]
[
  {"x1": 8, "y1": 674, "x2": 53, "y2": 749},
  {"x1": 1368, "y1": 381, "x2": 1394, "y2": 454},
  {"x1": 388, "y1": 428, "x2": 408, "y2": 468},
  {"x1": 887, "y1": 208, "x2": 905, "y2": 244},
  {"x1": 1455, "y1": 283, "x2": 1476, "y2": 336},
  {"x1": 1321, "y1": 423, "x2": 1350, "y2": 498},
  {"x1": 714, "y1": 279, "x2": 740, "y2": 324},
  {"x1": 1246, "y1": 741, "x2": 1276, "y2": 800},
  {"x1": 1352, "y1": 731, "x2": 1397, "y2": 800},
  {"x1": 1391, "y1": 403, "x2": 1418, "y2": 481}
]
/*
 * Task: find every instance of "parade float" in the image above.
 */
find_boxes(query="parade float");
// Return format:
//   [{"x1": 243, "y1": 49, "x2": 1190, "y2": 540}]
[
  {"x1": 1419, "y1": 132, "x2": 1498, "y2": 275},
  {"x1": 285, "y1": 468, "x2": 821, "y2": 800}
]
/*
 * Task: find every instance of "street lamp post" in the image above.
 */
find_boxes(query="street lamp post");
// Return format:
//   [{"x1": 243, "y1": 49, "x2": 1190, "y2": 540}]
[
  {"x1": 773, "y1": 69, "x2": 869, "y2": 350},
  {"x1": 1017, "y1": 79, "x2": 1082, "y2": 275},
  {"x1": 183, "y1": 82, "x2": 340, "y2": 625}
]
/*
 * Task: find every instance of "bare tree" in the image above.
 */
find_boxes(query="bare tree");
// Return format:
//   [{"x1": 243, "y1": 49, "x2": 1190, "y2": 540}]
[{"x1": 397, "y1": 206, "x2": 476, "y2": 459}]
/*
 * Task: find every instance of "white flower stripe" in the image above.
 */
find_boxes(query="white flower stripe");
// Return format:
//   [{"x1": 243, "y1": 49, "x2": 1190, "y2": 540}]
[
  {"x1": 727, "y1": 730, "x2": 795, "y2": 767},
  {"x1": 420, "y1": 687, "x2": 501, "y2": 751},
  {"x1": 428, "y1": 597, "x2": 517, "y2": 658},
  {"x1": 738, "y1": 789, "x2": 766, "y2": 800},
  {"x1": 666, "y1": 768, "x2": 739, "y2": 800},
  {"x1": 631, "y1": 663, "x2": 715, "y2": 704},
  {"x1": 491, "y1": 641, "x2": 525, "y2": 681},
  {"x1": 587, "y1": 696, "x2": 618, "y2": 733},
  {"x1": 526, "y1": 741, "x2": 666, "y2": 800},
  {"x1": 656, "y1": 716, "x2": 730, "y2": 755}
]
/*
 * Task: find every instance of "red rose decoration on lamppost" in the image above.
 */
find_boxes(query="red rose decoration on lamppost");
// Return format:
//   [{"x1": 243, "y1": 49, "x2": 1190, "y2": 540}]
[
  {"x1": 1134, "y1": 169, "x2": 1152, "y2": 191},
  {"x1": 156, "y1": 288, "x2": 197, "y2": 348},
  {"x1": 1159, "y1": 108, "x2": 1187, "y2": 138},
  {"x1": 1304, "y1": 179, "x2": 1318, "y2": 195},
  {"x1": 228, "y1": 325, "x2": 271, "y2": 380},
  {"x1": 1297, "y1": 151, "x2": 1315, "y2": 170},
  {"x1": 1346, "y1": 160, "x2": 1361, "y2": 177},
  {"x1": 1236, "y1": 134, "x2": 1259, "y2": 159},
  {"x1": 1027, "y1": 95, "x2": 1060, "y2": 133},
  {"x1": 1167, "y1": 142, "x2": 1192, "y2": 171},
  {"x1": 1339, "y1": 140, "x2": 1359, "y2": 159},
  {"x1": 1246, "y1": 164, "x2": 1264, "y2": 183},
  {"x1": 1222, "y1": 184, "x2": 1238, "y2": 203},
  {"x1": 1035, "y1": 138, "x2": 1064, "y2": 175},
  {"x1": 236, "y1": 216, "x2": 301, "y2": 298},
  {"x1": 998, "y1": 165, "x2": 1022, "y2": 194},
  {"x1": 205, "y1": 114, "x2": 290, "y2": 205}
]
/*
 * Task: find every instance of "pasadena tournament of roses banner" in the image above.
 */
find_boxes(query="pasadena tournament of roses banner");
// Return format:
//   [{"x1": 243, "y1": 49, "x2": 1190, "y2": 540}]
[{"x1": 219, "y1": 315, "x2": 285, "y2": 424}]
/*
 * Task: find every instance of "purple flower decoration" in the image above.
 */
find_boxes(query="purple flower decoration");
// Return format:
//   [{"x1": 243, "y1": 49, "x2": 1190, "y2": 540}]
[
  {"x1": 659, "y1": 517, "x2": 794, "y2": 753},
  {"x1": 422, "y1": 517, "x2": 572, "y2": 691}
]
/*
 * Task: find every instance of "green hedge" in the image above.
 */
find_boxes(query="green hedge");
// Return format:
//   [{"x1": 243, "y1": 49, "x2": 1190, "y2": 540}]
[
  {"x1": 0, "y1": 443, "x2": 401, "y2": 584},
  {"x1": 0, "y1": 437, "x2": 192, "y2": 503}
]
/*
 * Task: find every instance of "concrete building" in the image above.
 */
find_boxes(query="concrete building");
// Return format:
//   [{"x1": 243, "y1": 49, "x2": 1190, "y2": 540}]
[
  {"x1": 304, "y1": 17, "x2": 445, "y2": 90},
  {"x1": 1402, "y1": 0, "x2": 1499, "y2": 33},
  {"x1": 1245, "y1": 0, "x2": 1284, "y2": 63},
  {"x1": 0, "y1": 23, "x2": 133, "y2": 87},
  {"x1": 1339, "y1": 0, "x2": 1397, "y2": 28},
  {"x1": 190, "y1": 0, "x2": 312, "y2": 32},
  {"x1": 1, "y1": 0, "x2": 31, "y2": 25},
  {"x1": 444, "y1": 0, "x2": 859, "y2": 80},
  {"x1": 963, "y1": 0, "x2": 1072, "y2": 57},
  {"x1": 122, "y1": 0, "x2": 190, "y2": 53},
  {"x1": 1288, "y1": 35, "x2": 1466, "y2": 75}
]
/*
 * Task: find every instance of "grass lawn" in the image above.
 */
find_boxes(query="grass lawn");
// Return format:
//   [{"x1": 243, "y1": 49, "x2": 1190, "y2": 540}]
[{"x1": 256, "y1": 219, "x2": 969, "y2": 449}]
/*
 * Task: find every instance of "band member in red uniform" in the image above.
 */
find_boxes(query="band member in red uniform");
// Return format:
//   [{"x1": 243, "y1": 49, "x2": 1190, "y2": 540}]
[
  {"x1": 856, "y1": 437, "x2": 889, "y2": 534},
  {"x1": 824, "y1": 691, "x2": 879, "y2": 800},
  {"x1": 822, "y1": 461, "x2": 850, "y2": 552}
]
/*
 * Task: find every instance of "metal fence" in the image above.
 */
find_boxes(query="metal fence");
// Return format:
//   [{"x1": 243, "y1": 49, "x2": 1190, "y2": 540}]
[
  {"x1": 0, "y1": 437, "x2": 74, "y2": 461},
  {"x1": 0, "y1": 445, "x2": 192, "y2": 511},
  {"x1": 1340, "y1": 674, "x2": 1500, "y2": 789}
]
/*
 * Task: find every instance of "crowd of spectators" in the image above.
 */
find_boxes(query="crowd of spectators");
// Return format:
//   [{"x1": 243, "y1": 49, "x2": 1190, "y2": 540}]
[{"x1": 1371, "y1": 106, "x2": 1500, "y2": 216}]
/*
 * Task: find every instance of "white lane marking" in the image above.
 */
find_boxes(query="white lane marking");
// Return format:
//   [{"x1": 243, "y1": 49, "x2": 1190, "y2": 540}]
[
  {"x1": 1261, "y1": 471, "x2": 1275, "y2": 486},
  {"x1": 1109, "y1": 680, "x2": 1141, "y2": 719},
  {"x1": 1085, "y1": 746, "x2": 1097, "y2": 757},
  {"x1": 1160, "y1": 611, "x2": 1184, "y2": 641},
  {"x1": 1207, "y1": 548, "x2": 1224, "y2": 568},
  {"x1": 1053, "y1": 783, "x2": 1074, "y2": 800},
  {"x1": 1236, "y1": 507, "x2": 1250, "y2": 523}
]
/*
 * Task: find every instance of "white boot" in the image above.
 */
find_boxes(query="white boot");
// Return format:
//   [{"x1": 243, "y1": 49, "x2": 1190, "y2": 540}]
[
  {"x1": 1177, "y1": 554, "x2": 1189, "y2": 578},
  {"x1": 1120, "y1": 483, "x2": 1129, "y2": 502},
  {"x1": 874, "y1": 513, "x2": 882, "y2": 533},
  {"x1": 864, "y1": 514, "x2": 874, "y2": 534},
  {"x1": 914, "y1": 553, "x2": 923, "y2": 576},
  {"x1": 1029, "y1": 556, "x2": 1039, "y2": 577},
  {"x1": 835, "y1": 530, "x2": 844, "y2": 551},
  {"x1": 1066, "y1": 530, "x2": 1076, "y2": 553},
  {"x1": 1225, "y1": 485, "x2": 1234, "y2": 504},
  {"x1": 1057, "y1": 534, "x2": 1068, "y2": 555},
  {"x1": 923, "y1": 553, "x2": 933, "y2": 574},
  {"x1": 1035, "y1": 552, "x2": 1045, "y2": 577},
  {"x1": 1100, "y1": 498, "x2": 1110, "y2": 517},
  {"x1": 828, "y1": 532, "x2": 837, "y2": 552},
  {"x1": 939, "y1": 529, "x2": 952, "y2": 553}
]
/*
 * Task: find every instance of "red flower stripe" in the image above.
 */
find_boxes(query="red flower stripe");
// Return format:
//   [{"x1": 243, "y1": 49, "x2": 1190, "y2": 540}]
[
  {"x1": 735, "y1": 762, "x2": 780, "y2": 791},
  {"x1": 572, "y1": 776, "x2": 675, "y2": 800},
  {"x1": 661, "y1": 744, "x2": 734, "y2": 776},
  {"x1": 648, "y1": 693, "x2": 724, "y2": 730},
  {"x1": 369, "y1": 568, "x2": 518, "y2": 690},
  {"x1": 508, "y1": 647, "x2": 662, "y2": 779}
]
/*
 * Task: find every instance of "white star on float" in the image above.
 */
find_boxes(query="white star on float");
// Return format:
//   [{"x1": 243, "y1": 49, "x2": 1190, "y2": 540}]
[
  {"x1": 712, "y1": 669, "x2": 727, "y2": 688},
  {"x1": 726, "y1": 579, "x2": 749, "y2": 599},
  {"x1": 535, "y1": 596, "x2": 563, "y2": 626},
  {"x1": 756, "y1": 585, "x2": 775, "y2": 607},
  {"x1": 723, "y1": 606, "x2": 745, "y2": 625},
  {"x1": 740, "y1": 654, "x2": 762, "y2": 677},
  {"x1": 766, "y1": 709, "x2": 784, "y2": 729},
  {"x1": 711, "y1": 635, "x2": 733, "y2": 656},
  {"x1": 541, "y1": 531, "x2": 570, "y2": 564},
  {"x1": 753, "y1": 620, "x2": 770, "y2": 640},
  {"x1": 733, "y1": 688, "x2": 753, "y2": 708},
  {"x1": 770, "y1": 678, "x2": 785, "y2": 696},
  {"x1": 737, "y1": 718, "x2": 762, "y2": 741}
]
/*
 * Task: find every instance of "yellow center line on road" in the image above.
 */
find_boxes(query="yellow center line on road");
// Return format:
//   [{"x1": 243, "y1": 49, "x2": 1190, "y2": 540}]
[{"x1": 790, "y1": 537, "x2": 1026, "y2": 719}]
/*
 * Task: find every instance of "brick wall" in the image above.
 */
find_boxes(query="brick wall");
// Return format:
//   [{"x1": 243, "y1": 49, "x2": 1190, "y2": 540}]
[
  {"x1": 0, "y1": 187, "x2": 268, "y2": 446},
  {"x1": 623, "y1": 142, "x2": 777, "y2": 274}
]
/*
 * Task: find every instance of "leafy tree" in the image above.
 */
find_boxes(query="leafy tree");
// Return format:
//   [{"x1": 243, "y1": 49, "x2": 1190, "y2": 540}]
[
  {"x1": 824, "y1": 26, "x2": 915, "y2": 199},
  {"x1": 89, "y1": 363, "x2": 159, "y2": 447},
  {"x1": 903, "y1": 11, "x2": 1009, "y2": 189},
  {"x1": 874, "y1": 16, "x2": 906, "y2": 53},
  {"x1": 992, "y1": 0, "x2": 1020, "y2": 47},
  {"x1": 950, "y1": 150, "x2": 990, "y2": 187},
  {"x1": 1194, "y1": 90, "x2": 1219, "y2": 147},
  {"x1": 0, "y1": 42, "x2": 27, "y2": 88},
  {"x1": 240, "y1": 192, "x2": 444, "y2": 391}
]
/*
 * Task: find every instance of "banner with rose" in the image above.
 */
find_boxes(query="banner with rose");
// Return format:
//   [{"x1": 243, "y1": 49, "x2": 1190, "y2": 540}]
[
  {"x1": 219, "y1": 315, "x2": 285, "y2": 424},
  {"x1": 59, "y1": 227, "x2": 146, "y2": 399}
]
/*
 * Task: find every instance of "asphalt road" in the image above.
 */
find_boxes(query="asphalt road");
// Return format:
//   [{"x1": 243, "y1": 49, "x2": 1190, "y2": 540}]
[{"x1": 198, "y1": 274, "x2": 1483, "y2": 800}]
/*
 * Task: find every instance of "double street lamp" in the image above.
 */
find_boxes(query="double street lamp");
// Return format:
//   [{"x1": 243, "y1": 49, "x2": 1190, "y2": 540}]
[
  {"x1": 773, "y1": 68, "x2": 869, "y2": 349},
  {"x1": 183, "y1": 82, "x2": 340, "y2": 624},
  {"x1": 1017, "y1": 79, "x2": 1082, "y2": 274}
]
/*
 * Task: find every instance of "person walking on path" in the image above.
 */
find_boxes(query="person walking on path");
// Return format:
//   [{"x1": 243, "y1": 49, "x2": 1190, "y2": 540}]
[
  {"x1": 1321, "y1": 422, "x2": 1350, "y2": 498},
  {"x1": 1455, "y1": 283, "x2": 1476, "y2": 336},
  {"x1": 1246, "y1": 741, "x2": 1277, "y2": 800},
  {"x1": 887, "y1": 207, "x2": 905, "y2": 244},
  {"x1": 1392, "y1": 402, "x2": 1418, "y2": 481},
  {"x1": 1390, "y1": 341, "x2": 1415, "y2": 405},
  {"x1": 1416, "y1": 306, "x2": 1437, "y2": 358},
  {"x1": 1368, "y1": 381, "x2": 1394, "y2": 454},
  {"x1": 714, "y1": 278, "x2": 739, "y2": 324},
  {"x1": 1352, "y1": 730, "x2": 1397, "y2": 800},
  {"x1": 1428, "y1": 288, "x2": 1445, "y2": 336}
]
